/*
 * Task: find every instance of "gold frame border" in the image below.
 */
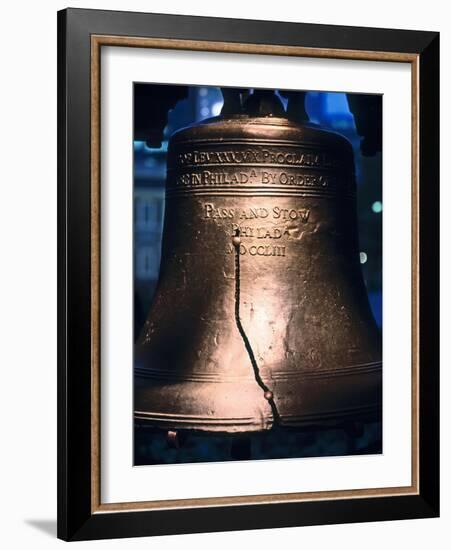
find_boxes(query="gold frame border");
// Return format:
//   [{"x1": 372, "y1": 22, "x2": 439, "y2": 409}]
[{"x1": 90, "y1": 35, "x2": 420, "y2": 514}]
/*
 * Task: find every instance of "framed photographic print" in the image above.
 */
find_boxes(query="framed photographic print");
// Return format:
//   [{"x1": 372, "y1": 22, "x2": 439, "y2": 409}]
[{"x1": 57, "y1": 8, "x2": 439, "y2": 541}]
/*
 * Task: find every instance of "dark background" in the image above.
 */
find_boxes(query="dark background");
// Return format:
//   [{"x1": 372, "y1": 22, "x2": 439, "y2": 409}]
[{"x1": 133, "y1": 84, "x2": 382, "y2": 465}]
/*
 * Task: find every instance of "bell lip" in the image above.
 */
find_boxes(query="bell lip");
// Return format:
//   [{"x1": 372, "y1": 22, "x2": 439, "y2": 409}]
[
  {"x1": 134, "y1": 403, "x2": 382, "y2": 434},
  {"x1": 134, "y1": 361, "x2": 382, "y2": 434}
]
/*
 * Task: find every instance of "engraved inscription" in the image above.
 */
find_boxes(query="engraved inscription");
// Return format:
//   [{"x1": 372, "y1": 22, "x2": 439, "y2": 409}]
[
  {"x1": 203, "y1": 203, "x2": 310, "y2": 223},
  {"x1": 176, "y1": 170, "x2": 258, "y2": 186},
  {"x1": 177, "y1": 148, "x2": 337, "y2": 169},
  {"x1": 174, "y1": 169, "x2": 332, "y2": 189},
  {"x1": 227, "y1": 244, "x2": 286, "y2": 257},
  {"x1": 202, "y1": 202, "x2": 310, "y2": 258}
]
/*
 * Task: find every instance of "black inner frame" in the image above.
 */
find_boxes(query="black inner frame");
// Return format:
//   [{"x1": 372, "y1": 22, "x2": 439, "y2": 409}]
[{"x1": 57, "y1": 8, "x2": 439, "y2": 541}]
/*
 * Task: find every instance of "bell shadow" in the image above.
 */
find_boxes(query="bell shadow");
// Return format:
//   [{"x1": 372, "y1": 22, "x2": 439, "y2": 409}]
[{"x1": 25, "y1": 519, "x2": 57, "y2": 538}]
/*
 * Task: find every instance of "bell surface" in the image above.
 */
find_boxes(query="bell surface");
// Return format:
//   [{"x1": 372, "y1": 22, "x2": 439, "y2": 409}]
[{"x1": 134, "y1": 105, "x2": 382, "y2": 433}]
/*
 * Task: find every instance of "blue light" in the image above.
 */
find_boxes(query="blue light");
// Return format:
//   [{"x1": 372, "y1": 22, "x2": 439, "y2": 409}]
[
  {"x1": 211, "y1": 101, "x2": 223, "y2": 116},
  {"x1": 372, "y1": 201, "x2": 383, "y2": 213},
  {"x1": 325, "y1": 93, "x2": 349, "y2": 115}
]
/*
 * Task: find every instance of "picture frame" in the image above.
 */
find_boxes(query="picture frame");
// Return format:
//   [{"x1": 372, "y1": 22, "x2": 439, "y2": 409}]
[{"x1": 57, "y1": 7, "x2": 439, "y2": 541}]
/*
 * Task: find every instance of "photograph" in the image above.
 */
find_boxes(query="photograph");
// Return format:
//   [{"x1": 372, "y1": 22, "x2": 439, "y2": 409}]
[{"x1": 133, "y1": 83, "x2": 383, "y2": 465}]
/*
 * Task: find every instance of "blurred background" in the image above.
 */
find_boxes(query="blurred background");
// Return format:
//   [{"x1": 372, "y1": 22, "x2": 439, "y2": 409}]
[{"x1": 133, "y1": 84, "x2": 382, "y2": 465}]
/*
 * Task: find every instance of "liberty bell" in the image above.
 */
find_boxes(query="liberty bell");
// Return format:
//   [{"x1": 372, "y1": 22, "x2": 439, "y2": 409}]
[{"x1": 134, "y1": 89, "x2": 382, "y2": 434}]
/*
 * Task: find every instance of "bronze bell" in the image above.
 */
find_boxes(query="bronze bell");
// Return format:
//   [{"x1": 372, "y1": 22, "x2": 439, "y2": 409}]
[{"x1": 134, "y1": 90, "x2": 382, "y2": 434}]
